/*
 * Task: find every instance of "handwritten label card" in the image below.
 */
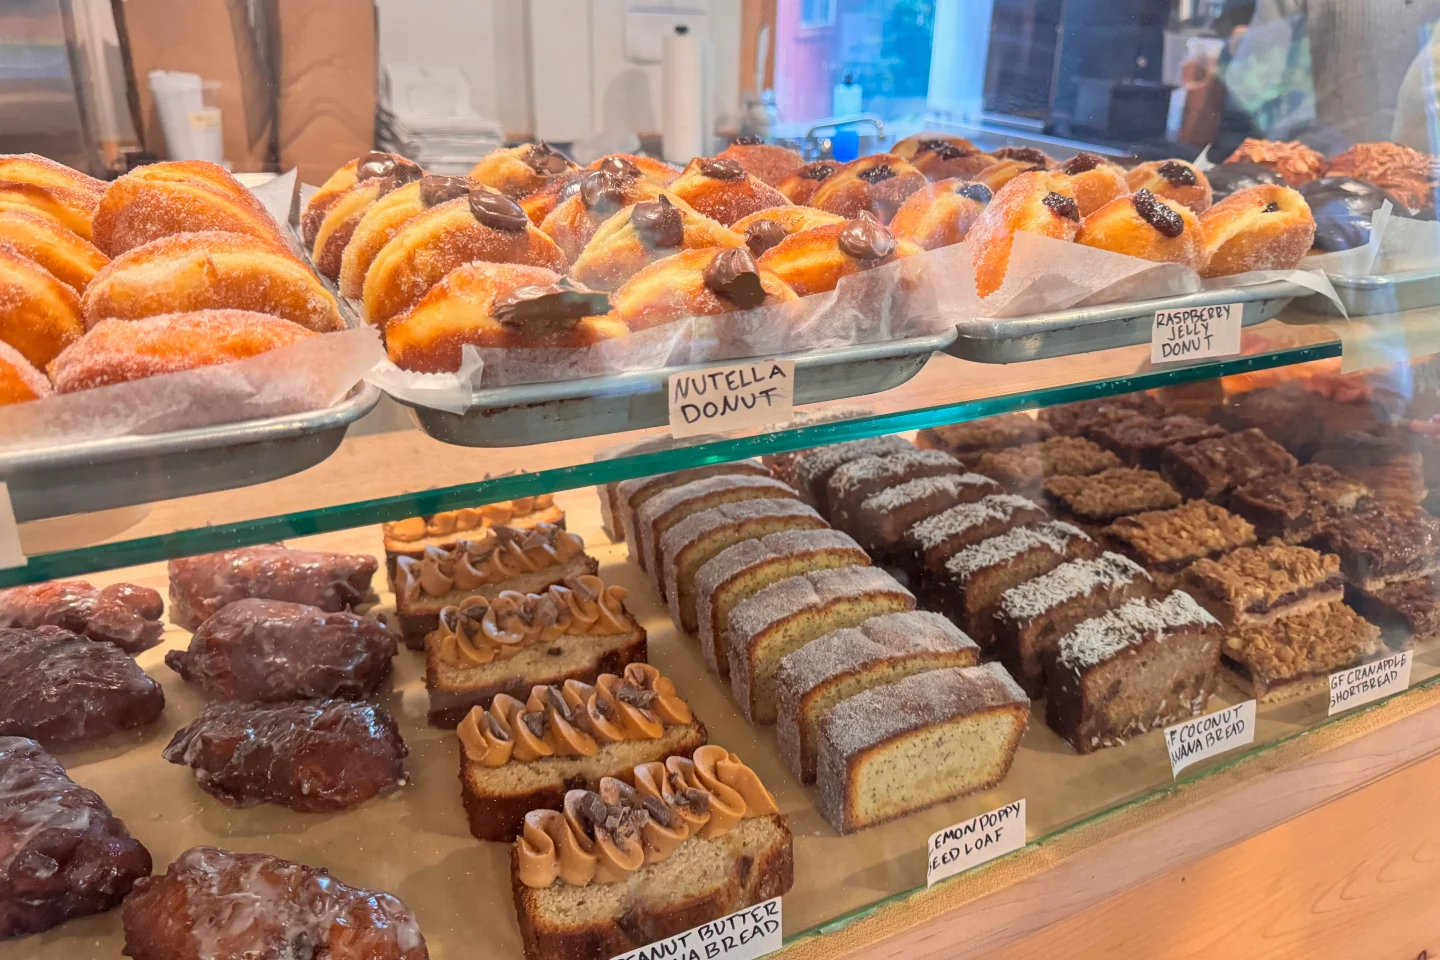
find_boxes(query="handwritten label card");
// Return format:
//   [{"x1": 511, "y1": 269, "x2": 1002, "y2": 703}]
[
  {"x1": 611, "y1": 897, "x2": 782, "y2": 960},
  {"x1": 1329, "y1": 651, "x2": 1412, "y2": 716},
  {"x1": 0, "y1": 483, "x2": 24, "y2": 571},
  {"x1": 1151, "y1": 303, "x2": 1241, "y2": 364},
  {"x1": 668, "y1": 360, "x2": 795, "y2": 439},
  {"x1": 1165, "y1": 700, "x2": 1256, "y2": 777},
  {"x1": 926, "y1": 799, "x2": 1026, "y2": 888}
]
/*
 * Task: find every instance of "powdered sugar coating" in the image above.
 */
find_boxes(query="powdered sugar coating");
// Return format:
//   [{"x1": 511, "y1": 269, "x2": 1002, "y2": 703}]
[
  {"x1": 793, "y1": 435, "x2": 914, "y2": 503},
  {"x1": 635, "y1": 473, "x2": 798, "y2": 573},
  {"x1": 944, "y1": 521, "x2": 1091, "y2": 581},
  {"x1": 999, "y1": 552, "x2": 1150, "y2": 623},
  {"x1": 661, "y1": 498, "x2": 824, "y2": 573},
  {"x1": 776, "y1": 610, "x2": 979, "y2": 698},
  {"x1": 1057, "y1": 590, "x2": 1219, "y2": 671},
  {"x1": 909, "y1": 494, "x2": 1041, "y2": 552},
  {"x1": 861, "y1": 472, "x2": 999, "y2": 513},
  {"x1": 727, "y1": 566, "x2": 911, "y2": 644}
]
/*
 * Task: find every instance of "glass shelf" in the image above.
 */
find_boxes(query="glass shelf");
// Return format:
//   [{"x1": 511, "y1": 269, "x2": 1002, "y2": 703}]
[{"x1": 2, "y1": 317, "x2": 1346, "y2": 587}]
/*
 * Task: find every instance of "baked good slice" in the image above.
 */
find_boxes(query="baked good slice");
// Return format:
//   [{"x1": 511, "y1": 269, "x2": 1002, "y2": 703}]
[
  {"x1": 775, "y1": 610, "x2": 980, "y2": 784},
  {"x1": 848, "y1": 472, "x2": 1004, "y2": 557},
  {"x1": 695, "y1": 530, "x2": 870, "y2": 680},
  {"x1": 900, "y1": 493, "x2": 1047, "y2": 581},
  {"x1": 382, "y1": 495, "x2": 565, "y2": 581},
  {"x1": 459, "y1": 664, "x2": 707, "y2": 841},
  {"x1": 823, "y1": 449, "x2": 962, "y2": 530},
  {"x1": 1159, "y1": 428, "x2": 1297, "y2": 503},
  {"x1": 632, "y1": 474, "x2": 799, "y2": 578},
  {"x1": 1346, "y1": 576, "x2": 1440, "y2": 650},
  {"x1": 791, "y1": 435, "x2": 914, "y2": 509},
  {"x1": 1312, "y1": 430, "x2": 1428, "y2": 506},
  {"x1": 815, "y1": 663, "x2": 1030, "y2": 833},
  {"x1": 756, "y1": 406, "x2": 875, "y2": 489},
  {"x1": 1045, "y1": 590, "x2": 1223, "y2": 753},
  {"x1": 615, "y1": 462, "x2": 772, "y2": 556},
  {"x1": 1183, "y1": 539, "x2": 1343, "y2": 629},
  {"x1": 1304, "y1": 501, "x2": 1440, "y2": 590},
  {"x1": 1229, "y1": 463, "x2": 1370, "y2": 544},
  {"x1": 660, "y1": 499, "x2": 827, "y2": 633},
  {"x1": 1222, "y1": 601, "x2": 1384, "y2": 702},
  {"x1": 512, "y1": 747, "x2": 791, "y2": 960},
  {"x1": 392, "y1": 523, "x2": 595, "y2": 648},
  {"x1": 973, "y1": 435, "x2": 1121, "y2": 495},
  {"x1": 1087, "y1": 414, "x2": 1225, "y2": 470},
  {"x1": 1038, "y1": 393, "x2": 1164, "y2": 437},
  {"x1": 1104, "y1": 500, "x2": 1256, "y2": 583},
  {"x1": 423, "y1": 576, "x2": 646, "y2": 727},
  {"x1": 916, "y1": 414, "x2": 1052, "y2": 466},
  {"x1": 727, "y1": 566, "x2": 915, "y2": 724},
  {"x1": 594, "y1": 436, "x2": 718, "y2": 542},
  {"x1": 992, "y1": 552, "x2": 1155, "y2": 697},
  {"x1": 1043, "y1": 467, "x2": 1181, "y2": 525}
]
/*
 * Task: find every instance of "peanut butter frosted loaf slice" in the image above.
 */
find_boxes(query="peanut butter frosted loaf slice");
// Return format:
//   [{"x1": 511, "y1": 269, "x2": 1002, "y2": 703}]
[
  {"x1": 823, "y1": 449, "x2": 963, "y2": 531},
  {"x1": 992, "y1": 552, "x2": 1155, "y2": 697},
  {"x1": 727, "y1": 566, "x2": 915, "y2": 724},
  {"x1": 424, "y1": 575, "x2": 646, "y2": 727},
  {"x1": 633, "y1": 475, "x2": 800, "y2": 578},
  {"x1": 791, "y1": 435, "x2": 914, "y2": 513},
  {"x1": 815, "y1": 663, "x2": 1030, "y2": 833},
  {"x1": 392, "y1": 523, "x2": 597, "y2": 648},
  {"x1": 1045, "y1": 590, "x2": 1222, "y2": 753},
  {"x1": 512, "y1": 746, "x2": 792, "y2": 960},
  {"x1": 848, "y1": 472, "x2": 1004, "y2": 556},
  {"x1": 660, "y1": 499, "x2": 827, "y2": 634},
  {"x1": 695, "y1": 530, "x2": 870, "y2": 680},
  {"x1": 776, "y1": 610, "x2": 980, "y2": 784},
  {"x1": 382, "y1": 495, "x2": 565, "y2": 583},
  {"x1": 459, "y1": 664, "x2": 707, "y2": 841},
  {"x1": 615, "y1": 461, "x2": 773, "y2": 561}
]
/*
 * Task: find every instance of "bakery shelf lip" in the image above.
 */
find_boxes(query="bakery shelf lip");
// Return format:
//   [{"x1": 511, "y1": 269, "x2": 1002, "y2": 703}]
[{"x1": 1294, "y1": 266, "x2": 1440, "y2": 318}]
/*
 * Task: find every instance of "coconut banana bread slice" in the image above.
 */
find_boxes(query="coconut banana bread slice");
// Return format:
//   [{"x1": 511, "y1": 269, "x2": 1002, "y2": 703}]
[
  {"x1": 848, "y1": 472, "x2": 1004, "y2": 557},
  {"x1": 696, "y1": 530, "x2": 871, "y2": 680},
  {"x1": 824, "y1": 449, "x2": 964, "y2": 532},
  {"x1": 727, "y1": 566, "x2": 915, "y2": 724},
  {"x1": 815, "y1": 663, "x2": 1030, "y2": 833},
  {"x1": 791, "y1": 436, "x2": 915, "y2": 513},
  {"x1": 633, "y1": 475, "x2": 800, "y2": 579},
  {"x1": 615, "y1": 462, "x2": 774, "y2": 562},
  {"x1": 660, "y1": 499, "x2": 828, "y2": 633},
  {"x1": 775, "y1": 610, "x2": 980, "y2": 784},
  {"x1": 900, "y1": 494, "x2": 1049, "y2": 584}
]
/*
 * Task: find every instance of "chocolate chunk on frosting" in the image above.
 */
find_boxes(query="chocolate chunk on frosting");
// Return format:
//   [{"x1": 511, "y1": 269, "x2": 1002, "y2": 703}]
[
  {"x1": 630, "y1": 195, "x2": 684, "y2": 249},
  {"x1": 700, "y1": 158, "x2": 746, "y2": 181},
  {"x1": 856, "y1": 164, "x2": 896, "y2": 184},
  {"x1": 469, "y1": 189, "x2": 529, "y2": 232},
  {"x1": 1060, "y1": 152, "x2": 1105, "y2": 175},
  {"x1": 744, "y1": 218, "x2": 788, "y2": 257},
  {"x1": 492, "y1": 278, "x2": 611, "y2": 325},
  {"x1": 419, "y1": 175, "x2": 473, "y2": 207},
  {"x1": 1132, "y1": 188, "x2": 1184, "y2": 237},
  {"x1": 703, "y1": 248, "x2": 767, "y2": 307},
  {"x1": 524, "y1": 141, "x2": 574, "y2": 176},
  {"x1": 1042, "y1": 191, "x2": 1081, "y2": 221},
  {"x1": 1157, "y1": 160, "x2": 1199, "y2": 186},
  {"x1": 838, "y1": 212, "x2": 898, "y2": 260}
]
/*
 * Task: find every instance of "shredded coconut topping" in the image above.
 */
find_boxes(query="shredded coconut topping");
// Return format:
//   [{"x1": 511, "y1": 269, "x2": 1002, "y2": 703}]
[
  {"x1": 861, "y1": 473, "x2": 999, "y2": 512},
  {"x1": 1057, "y1": 590, "x2": 1219, "y2": 670},
  {"x1": 828, "y1": 450, "x2": 960, "y2": 497},
  {"x1": 910, "y1": 495, "x2": 1043, "y2": 551},
  {"x1": 943, "y1": 521, "x2": 1090, "y2": 581},
  {"x1": 999, "y1": 552, "x2": 1150, "y2": 622}
]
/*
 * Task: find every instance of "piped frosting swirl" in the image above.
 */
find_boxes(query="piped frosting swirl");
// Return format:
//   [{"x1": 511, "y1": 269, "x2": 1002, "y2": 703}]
[
  {"x1": 515, "y1": 745, "x2": 779, "y2": 888},
  {"x1": 395, "y1": 522, "x2": 585, "y2": 603},
  {"x1": 434, "y1": 574, "x2": 629, "y2": 668},
  {"x1": 385, "y1": 496, "x2": 557, "y2": 544}
]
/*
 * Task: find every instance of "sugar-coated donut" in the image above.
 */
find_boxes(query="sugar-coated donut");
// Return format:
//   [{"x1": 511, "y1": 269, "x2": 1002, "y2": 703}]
[
  {"x1": 1198, "y1": 184, "x2": 1316, "y2": 278},
  {"x1": 385, "y1": 262, "x2": 624, "y2": 372},
  {"x1": 1076, "y1": 189, "x2": 1203, "y2": 269},
  {"x1": 810, "y1": 154, "x2": 927, "y2": 222},
  {"x1": 968, "y1": 170, "x2": 1082, "y2": 298},
  {"x1": 889, "y1": 179, "x2": 992, "y2": 250},
  {"x1": 909, "y1": 141, "x2": 996, "y2": 182},
  {"x1": 757, "y1": 213, "x2": 920, "y2": 297},
  {"x1": 972, "y1": 157, "x2": 1047, "y2": 193},
  {"x1": 92, "y1": 160, "x2": 288, "y2": 256},
  {"x1": 49, "y1": 310, "x2": 316, "y2": 393},
  {"x1": 570, "y1": 194, "x2": 745, "y2": 291},
  {"x1": 1056, "y1": 152, "x2": 1130, "y2": 217},
  {"x1": 301, "y1": 152, "x2": 421, "y2": 247},
  {"x1": 468, "y1": 142, "x2": 578, "y2": 200},
  {"x1": 666, "y1": 157, "x2": 791, "y2": 227},
  {"x1": 715, "y1": 136, "x2": 806, "y2": 187},
  {"x1": 611, "y1": 246, "x2": 798, "y2": 332},
  {"x1": 0, "y1": 154, "x2": 103, "y2": 239},
  {"x1": 364, "y1": 187, "x2": 567, "y2": 324},
  {"x1": 891, "y1": 133, "x2": 979, "y2": 160},
  {"x1": 0, "y1": 242, "x2": 84, "y2": 367},
  {"x1": 518, "y1": 171, "x2": 584, "y2": 225},
  {"x1": 0, "y1": 208, "x2": 108, "y2": 292},
  {"x1": 338, "y1": 175, "x2": 475, "y2": 299},
  {"x1": 312, "y1": 163, "x2": 424, "y2": 280},
  {"x1": 775, "y1": 161, "x2": 840, "y2": 205},
  {"x1": 1225, "y1": 139, "x2": 1324, "y2": 186},
  {"x1": 991, "y1": 146, "x2": 1056, "y2": 168},
  {"x1": 731, "y1": 206, "x2": 846, "y2": 257},
  {"x1": 540, "y1": 167, "x2": 666, "y2": 263},
  {"x1": 584, "y1": 153, "x2": 681, "y2": 185},
  {"x1": 0, "y1": 181, "x2": 100, "y2": 242},
  {"x1": 0, "y1": 338, "x2": 50, "y2": 405},
  {"x1": 82, "y1": 231, "x2": 345, "y2": 332},
  {"x1": 1125, "y1": 159, "x2": 1213, "y2": 215}
]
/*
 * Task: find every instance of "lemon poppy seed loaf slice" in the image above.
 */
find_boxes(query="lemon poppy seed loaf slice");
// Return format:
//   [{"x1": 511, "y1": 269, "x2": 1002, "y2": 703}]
[
  {"x1": 696, "y1": 530, "x2": 871, "y2": 680},
  {"x1": 775, "y1": 611, "x2": 980, "y2": 784},
  {"x1": 815, "y1": 663, "x2": 1030, "y2": 833},
  {"x1": 661, "y1": 499, "x2": 828, "y2": 634},
  {"x1": 615, "y1": 461, "x2": 773, "y2": 558},
  {"x1": 727, "y1": 567, "x2": 915, "y2": 724},
  {"x1": 633, "y1": 475, "x2": 800, "y2": 580}
]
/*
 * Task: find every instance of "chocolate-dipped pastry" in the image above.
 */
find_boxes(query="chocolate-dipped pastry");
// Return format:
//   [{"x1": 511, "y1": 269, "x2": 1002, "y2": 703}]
[
  {"x1": 611, "y1": 246, "x2": 798, "y2": 331},
  {"x1": 758, "y1": 212, "x2": 919, "y2": 296},
  {"x1": 667, "y1": 156, "x2": 791, "y2": 226},
  {"x1": 469, "y1": 141, "x2": 579, "y2": 200},
  {"x1": 731, "y1": 205, "x2": 847, "y2": 257},
  {"x1": 571, "y1": 192, "x2": 746, "y2": 291},
  {"x1": 890, "y1": 179, "x2": 991, "y2": 249},
  {"x1": 1125, "y1": 159, "x2": 1213, "y2": 215},
  {"x1": 1208, "y1": 161, "x2": 1287, "y2": 201},
  {"x1": 811, "y1": 153, "x2": 928, "y2": 223},
  {"x1": 716, "y1": 136, "x2": 806, "y2": 186},
  {"x1": 539, "y1": 166, "x2": 666, "y2": 263},
  {"x1": 1301, "y1": 176, "x2": 1412, "y2": 251},
  {"x1": 302, "y1": 152, "x2": 422, "y2": 247},
  {"x1": 338, "y1": 174, "x2": 480, "y2": 297},
  {"x1": 775, "y1": 160, "x2": 840, "y2": 205}
]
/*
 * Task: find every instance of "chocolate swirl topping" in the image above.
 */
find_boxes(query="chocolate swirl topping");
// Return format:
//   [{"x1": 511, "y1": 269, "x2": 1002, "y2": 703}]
[
  {"x1": 1131, "y1": 188, "x2": 1184, "y2": 237},
  {"x1": 630, "y1": 195, "x2": 684, "y2": 249},
  {"x1": 419, "y1": 175, "x2": 473, "y2": 207},
  {"x1": 700, "y1": 158, "x2": 746, "y2": 181},
  {"x1": 995, "y1": 146, "x2": 1048, "y2": 165},
  {"x1": 577, "y1": 170, "x2": 628, "y2": 212},
  {"x1": 744, "y1": 218, "x2": 788, "y2": 257},
  {"x1": 357, "y1": 152, "x2": 418, "y2": 181},
  {"x1": 470, "y1": 190, "x2": 529, "y2": 232},
  {"x1": 1157, "y1": 160, "x2": 1198, "y2": 186},
  {"x1": 856, "y1": 164, "x2": 896, "y2": 184},
  {"x1": 1060, "y1": 152, "x2": 1105, "y2": 175},
  {"x1": 492, "y1": 277, "x2": 611, "y2": 325},
  {"x1": 524, "y1": 141, "x2": 574, "y2": 176},
  {"x1": 955, "y1": 182, "x2": 993, "y2": 203},
  {"x1": 838, "y1": 212, "x2": 897, "y2": 260},
  {"x1": 797, "y1": 161, "x2": 837, "y2": 182},
  {"x1": 1042, "y1": 191, "x2": 1081, "y2": 222},
  {"x1": 731, "y1": 135, "x2": 765, "y2": 146},
  {"x1": 703, "y1": 248, "x2": 767, "y2": 308}
]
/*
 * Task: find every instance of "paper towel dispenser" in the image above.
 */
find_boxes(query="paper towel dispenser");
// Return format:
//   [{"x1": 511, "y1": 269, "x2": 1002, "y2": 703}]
[{"x1": 624, "y1": 6, "x2": 707, "y2": 63}]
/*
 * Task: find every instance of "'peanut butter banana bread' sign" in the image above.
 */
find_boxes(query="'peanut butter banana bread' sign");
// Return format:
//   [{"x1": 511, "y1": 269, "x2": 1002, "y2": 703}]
[{"x1": 612, "y1": 898, "x2": 782, "y2": 960}]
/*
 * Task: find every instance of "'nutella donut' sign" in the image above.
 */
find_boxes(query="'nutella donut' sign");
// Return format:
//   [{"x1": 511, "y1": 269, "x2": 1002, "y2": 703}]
[
  {"x1": 1151, "y1": 302, "x2": 1241, "y2": 364},
  {"x1": 668, "y1": 360, "x2": 795, "y2": 438}
]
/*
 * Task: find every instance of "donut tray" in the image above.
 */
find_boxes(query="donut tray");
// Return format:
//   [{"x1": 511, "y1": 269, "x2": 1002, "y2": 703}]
[
  {"x1": 0, "y1": 383, "x2": 381, "y2": 523},
  {"x1": 1294, "y1": 268, "x2": 1440, "y2": 318},
  {"x1": 944, "y1": 280, "x2": 1309, "y2": 364},
  {"x1": 391, "y1": 329, "x2": 958, "y2": 447}
]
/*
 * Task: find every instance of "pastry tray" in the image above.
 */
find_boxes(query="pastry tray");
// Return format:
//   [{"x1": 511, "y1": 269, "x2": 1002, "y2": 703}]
[
  {"x1": 0, "y1": 383, "x2": 381, "y2": 523},
  {"x1": 945, "y1": 280, "x2": 1309, "y2": 364},
  {"x1": 391, "y1": 329, "x2": 958, "y2": 447},
  {"x1": 1292, "y1": 268, "x2": 1440, "y2": 318}
]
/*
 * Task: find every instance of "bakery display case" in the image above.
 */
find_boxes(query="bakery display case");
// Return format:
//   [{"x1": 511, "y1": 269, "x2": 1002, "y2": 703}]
[{"x1": 6, "y1": 1, "x2": 1440, "y2": 959}]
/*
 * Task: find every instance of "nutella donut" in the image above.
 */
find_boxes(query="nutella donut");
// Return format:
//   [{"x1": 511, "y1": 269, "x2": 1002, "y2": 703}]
[
  {"x1": 612, "y1": 246, "x2": 798, "y2": 332},
  {"x1": 570, "y1": 193, "x2": 745, "y2": 291},
  {"x1": 302, "y1": 152, "x2": 421, "y2": 247},
  {"x1": 757, "y1": 213, "x2": 919, "y2": 297},
  {"x1": 469, "y1": 142, "x2": 579, "y2": 200},
  {"x1": 731, "y1": 206, "x2": 846, "y2": 258},
  {"x1": 667, "y1": 157, "x2": 791, "y2": 227},
  {"x1": 339, "y1": 174, "x2": 476, "y2": 298},
  {"x1": 539, "y1": 167, "x2": 667, "y2": 263}
]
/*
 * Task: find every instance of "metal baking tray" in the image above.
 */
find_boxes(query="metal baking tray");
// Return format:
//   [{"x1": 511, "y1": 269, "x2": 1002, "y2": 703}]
[
  {"x1": 0, "y1": 383, "x2": 381, "y2": 522},
  {"x1": 945, "y1": 280, "x2": 1309, "y2": 364},
  {"x1": 1292, "y1": 268, "x2": 1440, "y2": 318},
  {"x1": 393, "y1": 330, "x2": 957, "y2": 447}
]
